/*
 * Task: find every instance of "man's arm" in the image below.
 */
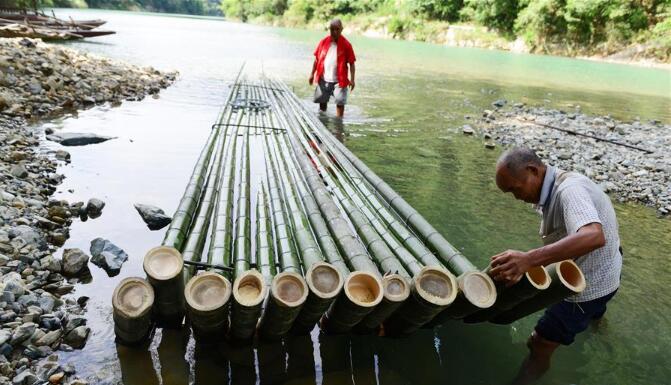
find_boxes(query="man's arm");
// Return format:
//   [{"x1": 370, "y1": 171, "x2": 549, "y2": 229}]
[
  {"x1": 349, "y1": 62, "x2": 356, "y2": 90},
  {"x1": 309, "y1": 59, "x2": 317, "y2": 85},
  {"x1": 490, "y1": 223, "x2": 605, "y2": 284}
]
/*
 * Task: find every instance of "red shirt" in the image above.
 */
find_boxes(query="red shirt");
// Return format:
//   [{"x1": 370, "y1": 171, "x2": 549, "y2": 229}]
[{"x1": 313, "y1": 36, "x2": 356, "y2": 88}]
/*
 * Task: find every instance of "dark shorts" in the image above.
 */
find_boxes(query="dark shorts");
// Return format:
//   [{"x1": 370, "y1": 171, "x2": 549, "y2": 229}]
[
  {"x1": 535, "y1": 289, "x2": 617, "y2": 345},
  {"x1": 313, "y1": 78, "x2": 348, "y2": 105}
]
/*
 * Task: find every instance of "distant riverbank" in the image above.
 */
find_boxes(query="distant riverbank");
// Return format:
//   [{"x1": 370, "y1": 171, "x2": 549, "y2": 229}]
[{"x1": 248, "y1": 15, "x2": 670, "y2": 70}]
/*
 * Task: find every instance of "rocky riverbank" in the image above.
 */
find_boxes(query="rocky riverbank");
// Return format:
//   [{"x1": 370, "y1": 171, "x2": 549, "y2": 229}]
[
  {"x1": 466, "y1": 103, "x2": 671, "y2": 216},
  {"x1": 1, "y1": 38, "x2": 176, "y2": 385}
]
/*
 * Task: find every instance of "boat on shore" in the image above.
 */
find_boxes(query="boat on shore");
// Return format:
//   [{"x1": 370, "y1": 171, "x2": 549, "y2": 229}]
[{"x1": 0, "y1": 7, "x2": 114, "y2": 40}]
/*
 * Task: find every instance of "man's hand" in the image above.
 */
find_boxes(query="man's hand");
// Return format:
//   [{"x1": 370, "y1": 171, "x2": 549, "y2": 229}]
[
  {"x1": 349, "y1": 80, "x2": 355, "y2": 91},
  {"x1": 489, "y1": 250, "x2": 532, "y2": 286},
  {"x1": 308, "y1": 75, "x2": 314, "y2": 86}
]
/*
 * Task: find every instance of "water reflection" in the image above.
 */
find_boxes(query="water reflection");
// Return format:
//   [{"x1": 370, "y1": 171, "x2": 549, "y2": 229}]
[{"x1": 116, "y1": 341, "x2": 160, "y2": 385}]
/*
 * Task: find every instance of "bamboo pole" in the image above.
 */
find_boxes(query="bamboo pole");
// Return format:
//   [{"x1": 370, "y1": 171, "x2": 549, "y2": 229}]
[
  {"x1": 263, "y1": 82, "x2": 383, "y2": 334},
  {"x1": 274, "y1": 80, "x2": 497, "y2": 319},
  {"x1": 464, "y1": 266, "x2": 551, "y2": 323},
  {"x1": 256, "y1": 185, "x2": 277, "y2": 288},
  {"x1": 490, "y1": 260, "x2": 586, "y2": 324},
  {"x1": 112, "y1": 277, "x2": 155, "y2": 346},
  {"x1": 230, "y1": 83, "x2": 266, "y2": 341},
  {"x1": 143, "y1": 246, "x2": 185, "y2": 328},
  {"x1": 257, "y1": 103, "x2": 343, "y2": 335},
  {"x1": 184, "y1": 272, "x2": 232, "y2": 341},
  {"x1": 268, "y1": 81, "x2": 459, "y2": 331},
  {"x1": 162, "y1": 66, "x2": 243, "y2": 251},
  {"x1": 257, "y1": 104, "x2": 309, "y2": 340}
]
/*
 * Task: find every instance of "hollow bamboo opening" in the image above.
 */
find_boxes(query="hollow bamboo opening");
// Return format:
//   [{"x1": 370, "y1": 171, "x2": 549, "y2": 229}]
[
  {"x1": 415, "y1": 267, "x2": 457, "y2": 306},
  {"x1": 557, "y1": 260, "x2": 586, "y2": 293},
  {"x1": 460, "y1": 271, "x2": 497, "y2": 309},
  {"x1": 526, "y1": 266, "x2": 551, "y2": 290},
  {"x1": 233, "y1": 270, "x2": 266, "y2": 307},
  {"x1": 271, "y1": 272, "x2": 309, "y2": 307},
  {"x1": 185, "y1": 272, "x2": 231, "y2": 312},
  {"x1": 306, "y1": 262, "x2": 343, "y2": 299},
  {"x1": 343, "y1": 271, "x2": 383, "y2": 307},
  {"x1": 382, "y1": 274, "x2": 410, "y2": 302},
  {"x1": 143, "y1": 246, "x2": 183, "y2": 281},
  {"x1": 113, "y1": 277, "x2": 154, "y2": 318}
]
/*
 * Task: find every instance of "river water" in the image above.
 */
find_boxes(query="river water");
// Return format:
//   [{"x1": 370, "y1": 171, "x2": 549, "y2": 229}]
[{"x1": 40, "y1": 9, "x2": 671, "y2": 385}]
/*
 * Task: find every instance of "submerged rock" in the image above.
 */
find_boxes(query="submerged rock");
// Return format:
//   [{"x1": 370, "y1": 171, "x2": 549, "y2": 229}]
[
  {"x1": 85, "y1": 198, "x2": 105, "y2": 219},
  {"x1": 134, "y1": 203, "x2": 171, "y2": 230},
  {"x1": 46, "y1": 133, "x2": 114, "y2": 146},
  {"x1": 89, "y1": 238, "x2": 128, "y2": 277}
]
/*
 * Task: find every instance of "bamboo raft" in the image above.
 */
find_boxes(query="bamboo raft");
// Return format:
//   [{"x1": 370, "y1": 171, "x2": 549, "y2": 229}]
[{"x1": 113, "y1": 73, "x2": 586, "y2": 345}]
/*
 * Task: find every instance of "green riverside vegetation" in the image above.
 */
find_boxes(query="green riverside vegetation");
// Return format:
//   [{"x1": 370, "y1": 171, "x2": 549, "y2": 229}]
[{"x1": 5, "y1": 0, "x2": 669, "y2": 61}]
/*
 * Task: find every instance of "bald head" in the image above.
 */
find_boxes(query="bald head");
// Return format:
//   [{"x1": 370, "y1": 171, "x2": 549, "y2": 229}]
[
  {"x1": 329, "y1": 18, "x2": 343, "y2": 40},
  {"x1": 495, "y1": 147, "x2": 546, "y2": 203}
]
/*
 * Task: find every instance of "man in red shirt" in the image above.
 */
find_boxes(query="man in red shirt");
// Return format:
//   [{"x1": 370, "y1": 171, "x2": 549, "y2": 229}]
[{"x1": 309, "y1": 19, "x2": 356, "y2": 118}]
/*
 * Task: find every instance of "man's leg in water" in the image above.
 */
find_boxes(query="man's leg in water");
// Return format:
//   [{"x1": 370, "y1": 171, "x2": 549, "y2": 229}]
[
  {"x1": 512, "y1": 331, "x2": 559, "y2": 385},
  {"x1": 336, "y1": 104, "x2": 344, "y2": 117}
]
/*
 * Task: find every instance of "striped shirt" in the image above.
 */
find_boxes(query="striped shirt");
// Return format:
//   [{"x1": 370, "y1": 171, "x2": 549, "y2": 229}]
[{"x1": 536, "y1": 166, "x2": 622, "y2": 302}]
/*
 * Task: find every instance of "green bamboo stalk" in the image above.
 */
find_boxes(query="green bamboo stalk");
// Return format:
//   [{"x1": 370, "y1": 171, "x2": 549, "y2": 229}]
[
  {"x1": 229, "y1": 83, "x2": 266, "y2": 341},
  {"x1": 182, "y1": 126, "x2": 227, "y2": 279},
  {"x1": 353, "y1": 273, "x2": 409, "y2": 333},
  {"x1": 256, "y1": 107, "x2": 307, "y2": 340},
  {"x1": 490, "y1": 260, "x2": 585, "y2": 325},
  {"x1": 262, "y1": 108, "x2": 343, "y2": 335},
  {"x1": 256, "y1": 184, "x2": 277, "y2": 287},
  {"x1": 206, "y1": 109, "x2": 243, "y2": 278},
  {"x1": 263, "y1": 83, "x2": 383, "y2": 333},
  {"x1": 232, "y1": 93, "x2": 252, "y2": 278},
  {"x1": 162, "y1": 68, "x2": 243, "y2": 251},
  {"x1": 274, "y1": 79, "x2": 497, "y2": 320}
]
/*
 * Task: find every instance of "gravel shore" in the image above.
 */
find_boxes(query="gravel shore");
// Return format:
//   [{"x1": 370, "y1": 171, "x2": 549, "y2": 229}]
[
  {"x1": 470, "y1": 102, "x2": 670, "y2": 216},
  {"x1": 1, "y1": 38, "x2": 176, "y2": 385}
]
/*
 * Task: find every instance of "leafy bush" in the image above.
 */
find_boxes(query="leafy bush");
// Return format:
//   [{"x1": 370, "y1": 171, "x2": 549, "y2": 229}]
[
  {"x1": 411, "y1": 0, "x2": 463, "y2": 22},
  {"x1": 462, "y1": 0, "x2": 520, "y2": 34}
]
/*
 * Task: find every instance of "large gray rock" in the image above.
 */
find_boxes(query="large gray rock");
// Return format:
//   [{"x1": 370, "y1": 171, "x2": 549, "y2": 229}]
[
  {"x1": 12, "y1": 370, "x2": 37, "y2": 385},
  {"x1": 46, "y1": 132, "x2": 114, "y2": 146},
  {"x1": 134, "y1": 203, "x2": 171, "y2": 230},
  {"x1": 63, "y1": 326, "x2": 89, "y2": 349},
  {"x1": 10, "y1": 322, "x2": 36, "y2": 345},
  {"x1": 1, "y1": 272, "x2": 25, "y2": 296},
  {"x1": 35, "y1": 330, "x2": 61, "y2": 347},
  {"x1": 89, "y1": 238, "x2": 127, "y2": 277},
  {"x1": 10, "y1": 225, "x2": 45, "y2": 250},
  {"x1": 0, "y1": 330, "x2": 10, "y2": 345},
  {"x1": 61, "y1": 248, "x2": 89, "y2": 276}
]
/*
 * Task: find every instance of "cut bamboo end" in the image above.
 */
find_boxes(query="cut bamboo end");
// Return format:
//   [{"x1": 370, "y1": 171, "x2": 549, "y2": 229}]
[
  {"x1": 414, "y1": 267, "x2": 458, "y2": 307},
  {"x1": 113, "y1": 277, "x2": 154, "y2": 319},
  {"x1": 526, "y1": 266, "x2": 551, "y2": 290},
  {"x1": 305, "y1": 262, "x2": 343, "y2": 300},
  {"x1": 185, "y1": 272, "x2": 232, "y2": 313},
  {"x1": 343, "y1": 271, "x2": 383, "y2": 308},
  {"x1": 459, "y1": 271, "x2": 497, "y2": 309},
  {"x1": 270, "y1": 272, "x2": 309, "y2": 308},
  {"x1": 233, "y1": 270, "x2": 267, "y2": 308},
  {"x1": 112, "y1": 277, "x2": 154, "y2": 345},
  {"x1": 382, "y1": 274, "x2": 410, "y2": 303},
  {"x1": 143, "y1": 246, "x2": 183, "y2": 281},
  {"x1": 555, "y1": 260, "x2": 586, "y2": 293}
]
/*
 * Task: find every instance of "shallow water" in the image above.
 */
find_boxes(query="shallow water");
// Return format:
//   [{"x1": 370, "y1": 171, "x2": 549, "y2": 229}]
[{"x1": 41, "y1": 9, "x2": 671, "y2": 385}]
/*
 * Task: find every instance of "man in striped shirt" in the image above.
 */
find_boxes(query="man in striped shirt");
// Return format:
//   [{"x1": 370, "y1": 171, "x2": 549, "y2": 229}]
[{"x1": 491, "y1": 147, "x2": 622, "y2": 384}]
